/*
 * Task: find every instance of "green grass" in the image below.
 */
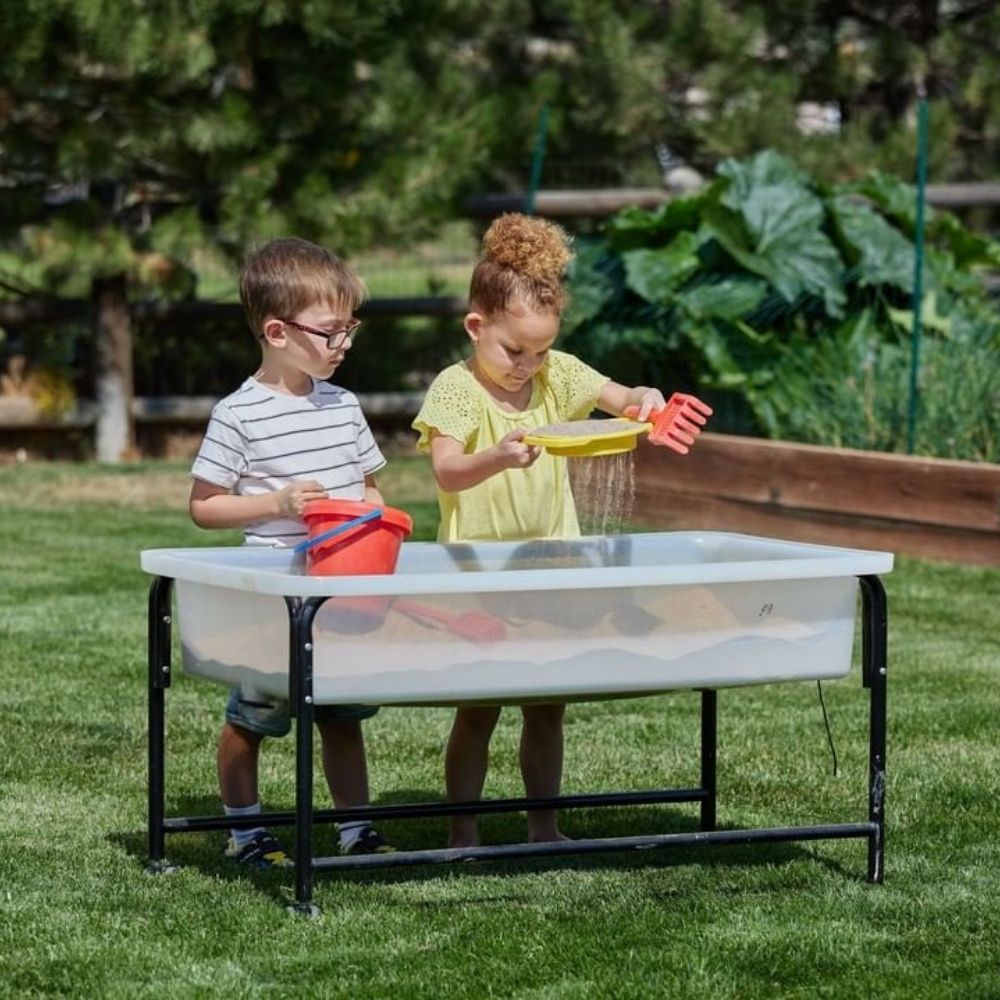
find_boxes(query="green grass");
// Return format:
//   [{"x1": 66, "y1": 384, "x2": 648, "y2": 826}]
[{"x1": 1, "y1": 459, "x2": 998, "y2": 998}]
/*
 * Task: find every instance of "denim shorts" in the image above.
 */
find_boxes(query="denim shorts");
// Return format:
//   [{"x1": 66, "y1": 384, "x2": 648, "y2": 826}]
[{"x1": 225, "y1": 685, "x2": 379, "y2": 738}]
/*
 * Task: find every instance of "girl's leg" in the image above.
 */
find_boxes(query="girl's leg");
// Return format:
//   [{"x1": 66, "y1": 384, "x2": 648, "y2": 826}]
[
  {"x1": 445, "y1": 705, "x2": 502, "y2": 847},
  {"x1": 317, "y1": 719, "x2": 369, "y2": 810},
  {"x1": 520, "y1": 703, "x2": 569, "y2": 843}
]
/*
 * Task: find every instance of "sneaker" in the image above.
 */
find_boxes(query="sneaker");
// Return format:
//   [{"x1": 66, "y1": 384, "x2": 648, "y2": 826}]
[
  {"x1": 342, "y1": 827, "x2": 396, "y2": 856},
  {"x1": 224, "y1": 831, "x2": 293, "y2": 869}
]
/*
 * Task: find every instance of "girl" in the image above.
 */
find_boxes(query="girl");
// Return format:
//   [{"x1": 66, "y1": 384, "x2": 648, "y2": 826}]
[{"x1": 413, "y1": 213, "x2": 666, "y2": 847}]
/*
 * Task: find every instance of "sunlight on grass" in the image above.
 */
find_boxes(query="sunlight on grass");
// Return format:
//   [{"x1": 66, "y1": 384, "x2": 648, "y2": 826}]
[{"x1": 1, "y1": 461, "x2": 997, "y2": 997}]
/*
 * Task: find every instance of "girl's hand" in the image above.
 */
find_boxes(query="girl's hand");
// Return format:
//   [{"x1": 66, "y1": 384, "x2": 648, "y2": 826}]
[
  {"x1": 275, "y1": 480, "x2": 327, "y2": 517},
  {"x1": 633, "y1": 388, "x2": 667, "y2": 422},
  {"x1": 495, "y1": 429, "x2": 541, "y2": 470}
]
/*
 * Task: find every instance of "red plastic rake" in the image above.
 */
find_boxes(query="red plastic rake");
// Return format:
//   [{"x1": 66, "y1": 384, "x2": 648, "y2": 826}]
[{"x1": 623, "y1": 392, "x2": 713, "y2": 455}]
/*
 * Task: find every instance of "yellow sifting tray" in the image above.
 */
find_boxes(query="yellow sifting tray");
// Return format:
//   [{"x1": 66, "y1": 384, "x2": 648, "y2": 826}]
[{"x1": 523, "y1": 419, "x2": 653, "y2": 457}]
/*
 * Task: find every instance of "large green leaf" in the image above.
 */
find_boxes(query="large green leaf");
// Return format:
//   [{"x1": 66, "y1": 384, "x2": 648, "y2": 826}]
[
  {"x1": 717, "y1": 150, "x2": 812, "y2": 204},
  {"x1": 622, "y1": 230, "x2": 704, "y2": 303},
  {"x1": 703, "y1": 202, "x2": 846, "y2": 317},
  {"x1": 712, "y1": 152, "x2": 846, "y2": 315},
  {"x1": 564, "y1": 241, "x2": 617, "y2": 326},
  {"x1": 675, "y1": 275, "x2": 769, "y2": 321},
  {"x1": 847, "y1": 171, "x2": 920, "y2": 231},
  {"x1": 926, "y1": 212, "x2": 1000, "y2": 269},
  {"x1": 829, "y1": 194, "x2": 914, "y2": 293},
  {"x1": 605, "y1": 188, "x2": 716, "y2": 251}
]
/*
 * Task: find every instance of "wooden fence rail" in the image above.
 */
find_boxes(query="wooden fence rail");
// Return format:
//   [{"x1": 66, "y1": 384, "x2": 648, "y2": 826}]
[{"x1": 633, "y1": 433, "x2": 1000, "y2": 566}]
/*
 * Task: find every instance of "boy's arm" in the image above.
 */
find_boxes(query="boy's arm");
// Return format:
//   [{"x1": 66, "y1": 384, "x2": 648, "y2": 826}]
[
  {"x1": 597, "y1": 381, "x2": 666, "y2": 422},
  {"x1": 363, "y1": 474, "x2": 384, "y2": 506},
  {"x1": 429, "y1": 430, "x2": 541, "y2": 493},
  {"x1": 189, "y1": 477, "x2": 327, "y2": 530}
]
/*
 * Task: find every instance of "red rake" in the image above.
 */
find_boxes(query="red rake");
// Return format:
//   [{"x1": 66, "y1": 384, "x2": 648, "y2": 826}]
[
  {"x1": 392, "y1": 598, "x2": 507, "y2": 644},
  {"x1": 623, "y1": 392, "x2": 713, "y2": 455}
]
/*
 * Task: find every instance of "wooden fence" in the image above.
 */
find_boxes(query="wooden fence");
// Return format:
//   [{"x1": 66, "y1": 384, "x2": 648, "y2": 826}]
[{"x1": 633, "y1": 433, "x2": 1000, "y2": 566}]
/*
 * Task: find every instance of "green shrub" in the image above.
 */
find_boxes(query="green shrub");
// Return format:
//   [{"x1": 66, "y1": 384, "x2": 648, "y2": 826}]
[{"x1": 562, "y1": 151, "x2": 1000, "y2": 461}]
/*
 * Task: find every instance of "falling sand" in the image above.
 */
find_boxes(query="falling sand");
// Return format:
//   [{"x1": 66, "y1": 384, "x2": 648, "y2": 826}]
[{"x1": 568, "y1": 451, "x2": 636, "y2": 536}]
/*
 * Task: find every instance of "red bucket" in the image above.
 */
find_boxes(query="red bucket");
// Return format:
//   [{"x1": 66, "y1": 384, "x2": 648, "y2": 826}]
[
  {"x1": 302, "y1": 499, "x2": 413, "y2": 576},
  {"x1": 302, "y1": 500, "x2": 413, "y2": 633}
]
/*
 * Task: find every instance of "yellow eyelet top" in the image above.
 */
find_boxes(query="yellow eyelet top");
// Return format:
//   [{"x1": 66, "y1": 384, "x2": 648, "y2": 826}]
[{"x1": 412, "y1": 350, "x2": 609, "y2": 542}]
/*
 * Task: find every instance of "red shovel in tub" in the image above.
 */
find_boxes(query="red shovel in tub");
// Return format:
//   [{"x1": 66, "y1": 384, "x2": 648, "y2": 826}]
[
  {"x1": 623, "y1": 392, "x2": 713, "y2": 455},
  {"x1": 392, "y1": 598, "x2": 506, "y2": 644}
]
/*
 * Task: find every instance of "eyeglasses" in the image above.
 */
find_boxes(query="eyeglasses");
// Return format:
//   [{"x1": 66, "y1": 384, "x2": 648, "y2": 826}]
[{"x1": 280, "y1": 317, "x2": 361, "y2": 350}]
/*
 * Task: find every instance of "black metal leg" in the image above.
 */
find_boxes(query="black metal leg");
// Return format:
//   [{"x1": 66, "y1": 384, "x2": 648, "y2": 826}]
[
  {"x1": 287, "y1": 596, "x2": 324, "y2": 916},
  {"x1": 147, "y1": 575, "x2": 174, "y2": 872},
  {"x1": 700, "y1": 689, "x2": 717, "y2": 831},
  {"x1": 859, "y1": 575, "x2": 888, "y2": 883}
]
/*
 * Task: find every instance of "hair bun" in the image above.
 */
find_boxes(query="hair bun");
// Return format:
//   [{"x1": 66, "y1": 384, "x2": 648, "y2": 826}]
[{"x1": 480, "y1": 213, "x2": 573, "y2": 283}]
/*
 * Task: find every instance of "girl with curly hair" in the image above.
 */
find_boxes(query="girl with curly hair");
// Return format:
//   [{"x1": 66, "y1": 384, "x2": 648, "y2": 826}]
[{"x1": 413, "y1": 213, "x2": 670, "y2": 847}]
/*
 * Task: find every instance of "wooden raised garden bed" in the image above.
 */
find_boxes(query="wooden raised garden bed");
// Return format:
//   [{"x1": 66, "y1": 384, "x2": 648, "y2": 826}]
[{"x1": 633, "y1": 432, "x2": 1000, "y2": 567}]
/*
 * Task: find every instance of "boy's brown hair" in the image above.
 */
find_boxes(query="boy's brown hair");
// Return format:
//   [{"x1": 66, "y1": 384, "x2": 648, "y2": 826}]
[
  {"x1": 239, "y1": 237, "x2": 367, "y2": 339},
  {"x1": 469, "y1": 213, "x2": 573, "y2": 317}
]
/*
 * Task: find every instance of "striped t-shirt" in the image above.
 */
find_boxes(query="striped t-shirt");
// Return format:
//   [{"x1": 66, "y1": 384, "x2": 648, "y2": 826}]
[{"x1": 191, "y1": 376, "x2": 386, "y2": 546}]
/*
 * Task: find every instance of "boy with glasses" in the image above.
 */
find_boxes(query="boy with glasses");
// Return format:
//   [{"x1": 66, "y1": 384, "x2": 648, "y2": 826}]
[{"x1": 189, "y1": 237, "x2": 393, "y2": 865}]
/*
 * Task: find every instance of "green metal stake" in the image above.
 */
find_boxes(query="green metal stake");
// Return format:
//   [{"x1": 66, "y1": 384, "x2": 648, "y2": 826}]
[
  {"x1": 906, "y1": 87, "x2": 929, "y2": 454},
  {"x1": 525, "y1": 103, "x2": 550, "y2": 215}
]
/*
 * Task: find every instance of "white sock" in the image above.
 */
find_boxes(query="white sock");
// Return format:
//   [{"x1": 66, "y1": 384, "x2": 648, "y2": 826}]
[
  {"x1": 224, "y1": 801, "x2": 265, "y2": 848},
  {"x1": 338, "y1": 820, "x2": 369, "y2": 851}
]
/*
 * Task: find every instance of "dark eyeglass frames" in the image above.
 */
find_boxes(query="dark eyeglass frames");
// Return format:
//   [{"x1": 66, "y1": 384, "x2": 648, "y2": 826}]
[{"x1": 279, "y1": 317, "x2": 361, "y2": 350}]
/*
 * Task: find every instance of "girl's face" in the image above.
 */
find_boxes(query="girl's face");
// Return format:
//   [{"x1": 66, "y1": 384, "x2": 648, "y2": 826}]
[{"x1": 466, "y1": 304, "x2": 559, "y2": 394}]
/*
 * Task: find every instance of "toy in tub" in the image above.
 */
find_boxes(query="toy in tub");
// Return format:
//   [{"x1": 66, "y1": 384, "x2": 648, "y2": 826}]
[{"x1": 140, "y1": 532, "x2": 893, "y2": 707}]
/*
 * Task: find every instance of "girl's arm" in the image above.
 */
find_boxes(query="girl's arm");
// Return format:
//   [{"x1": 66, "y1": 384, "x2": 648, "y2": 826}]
[
  {"x1": 189, "y1": 477, "x2": 327, "y2": 529},
  {"x1": 597, "y1": 381, "x2": 666, "y2": 422},
  {"x1": 429, "y1": 430, "x2": 541, "y2": 493}
]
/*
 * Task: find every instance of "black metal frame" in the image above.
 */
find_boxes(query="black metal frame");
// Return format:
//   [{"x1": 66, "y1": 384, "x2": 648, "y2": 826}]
[{"x1": 146, "y1": 574, "x2": 888, "y2": 914}]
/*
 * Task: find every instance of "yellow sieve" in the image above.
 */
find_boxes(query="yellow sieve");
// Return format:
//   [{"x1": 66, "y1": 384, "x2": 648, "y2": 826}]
[{"x1": 523, "y1": 418, "x2": 653, "y2": 458}]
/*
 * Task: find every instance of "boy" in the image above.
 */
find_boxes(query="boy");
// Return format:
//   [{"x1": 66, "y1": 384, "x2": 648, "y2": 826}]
[{"x1": 189, "y1": 237, "x2": 392, "y2": 866}]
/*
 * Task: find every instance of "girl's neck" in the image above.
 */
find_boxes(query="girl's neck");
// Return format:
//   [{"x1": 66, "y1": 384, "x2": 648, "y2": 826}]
[{"x1": 468, "y1": 356, "x2": 533, "y2": 411}]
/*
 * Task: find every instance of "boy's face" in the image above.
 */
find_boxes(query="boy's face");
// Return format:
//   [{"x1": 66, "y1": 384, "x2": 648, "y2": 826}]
[
  {"x1": 465, "y1": 304, "x2": 559, "y2": 394},
  {"x1": 262, "y1": 300, "x2": 358, "y2": 381}
]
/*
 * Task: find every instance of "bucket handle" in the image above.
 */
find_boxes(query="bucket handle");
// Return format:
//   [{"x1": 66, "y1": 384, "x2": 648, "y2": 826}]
[{"x1": 293, "y1": 508, "x2": 383, "y2": 554}]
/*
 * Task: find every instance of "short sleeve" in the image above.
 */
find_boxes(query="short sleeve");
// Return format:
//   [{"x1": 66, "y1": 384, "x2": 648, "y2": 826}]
[
  {"x1": 353, "y1": 403, "x2": 387, "y2": 475},
  {"x1": 544, "y1": 350, "x2": 610, "y2": 421},
  {"x1": 412, "y1": 365, "x2": 482, "y2": 452},
  {"x1": 190, "y1": 401, "x2": 248, "y2": 489}
]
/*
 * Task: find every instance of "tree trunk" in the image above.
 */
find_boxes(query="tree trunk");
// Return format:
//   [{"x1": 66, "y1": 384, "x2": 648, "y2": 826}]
[{"x1": 92, "y1": 274, "x2": 135, "y2": 463}]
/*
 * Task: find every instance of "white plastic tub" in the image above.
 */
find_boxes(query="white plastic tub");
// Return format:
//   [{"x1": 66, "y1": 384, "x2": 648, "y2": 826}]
[{"x1": 140, "y1": 532, "x2": 893, "y2": 706}]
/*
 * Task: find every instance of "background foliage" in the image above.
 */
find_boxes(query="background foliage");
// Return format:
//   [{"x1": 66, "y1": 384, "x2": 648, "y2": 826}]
[
  {"x1": 563, "y1": 151, "x2": 1000, "y2": 461},
  {"x1": 3, "y1": 0, "x2": 999, "y2": 301},
  {"x1": 1, "y1": 1, "x2": 998, "y2": 458}
]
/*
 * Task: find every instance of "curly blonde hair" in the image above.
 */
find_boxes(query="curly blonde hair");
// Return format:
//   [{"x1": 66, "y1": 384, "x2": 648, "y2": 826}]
[{"x1": 469, "y1": 213, "x2": 573, "y2": 316}]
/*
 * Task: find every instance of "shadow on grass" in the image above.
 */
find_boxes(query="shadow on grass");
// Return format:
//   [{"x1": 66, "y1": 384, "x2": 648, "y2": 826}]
[{"x1": 110, "y1": 786, "x2": 859, "y2": 908}]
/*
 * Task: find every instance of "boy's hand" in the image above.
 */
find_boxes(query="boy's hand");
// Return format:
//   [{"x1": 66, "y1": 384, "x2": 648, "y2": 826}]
[
  {"x1": 495, "y1": 429, "x2": 541, "y2": 470},
  {"x1": 633, "y1": 388, "x2": 667, "y2": 422},
  {"x1": 275, "y1": 480, "x2": 327, "y2": 517}
]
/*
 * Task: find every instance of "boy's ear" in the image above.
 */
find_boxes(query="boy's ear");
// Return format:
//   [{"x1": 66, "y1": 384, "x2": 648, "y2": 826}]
[
  {"x1": 261, "y1": 317, "x2": 286, "y2": 346},
  {"x1": 464, "y1": 311, "x2": 484, "y2": 343}
]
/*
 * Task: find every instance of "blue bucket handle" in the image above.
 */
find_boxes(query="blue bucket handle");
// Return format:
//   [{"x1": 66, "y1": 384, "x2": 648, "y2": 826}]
[{"x1": 293, "y1": 507, "x2": 383, "y2": 555}]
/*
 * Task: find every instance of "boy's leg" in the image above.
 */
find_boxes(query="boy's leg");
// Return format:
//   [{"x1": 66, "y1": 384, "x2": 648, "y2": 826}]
[
  {"x1": 445, "y1": 705, "x2": 502, "y2": 848},
  {"x1": 219, "y1": 689, "x2": 292, "y2": 867},
  {"x1": 520, "y1": 703, "x2": 569, "y2": 843},
  {"x1": 218, "y1": 721, "x2": 264, "y2": 807}
]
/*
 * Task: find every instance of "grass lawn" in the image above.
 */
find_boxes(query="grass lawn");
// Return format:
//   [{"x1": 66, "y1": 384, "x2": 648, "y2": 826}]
[{"x1": 1, "y1": 458, "x2": 998, "y2": 998}]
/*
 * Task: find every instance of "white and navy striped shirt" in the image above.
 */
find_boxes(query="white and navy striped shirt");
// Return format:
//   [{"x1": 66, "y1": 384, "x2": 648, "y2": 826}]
[{"x1": 191, "y1": 377, "x2": 386, "y2": 546}]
